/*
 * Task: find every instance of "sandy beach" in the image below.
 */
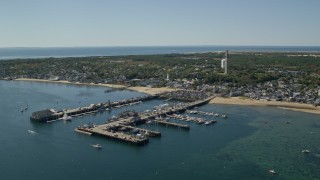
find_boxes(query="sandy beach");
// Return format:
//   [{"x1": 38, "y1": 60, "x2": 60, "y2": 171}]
[
  {"x1": 13, "y1": 78, "x2": 320, "y2": 115},
  {"x1": 210, "y1": 97, "x2": 320, "y2": 115},
  {"x1": 14, "y1": 78, "x2": 177, "y2": 95}
]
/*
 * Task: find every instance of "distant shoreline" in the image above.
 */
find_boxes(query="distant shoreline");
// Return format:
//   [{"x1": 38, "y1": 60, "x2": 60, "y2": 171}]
[
  {"x1": 13, "y1": 78, "x2": 320, "y2": 115},
  {"x1": 2, "y1": 45, "x2": 320, "y2": 60}
]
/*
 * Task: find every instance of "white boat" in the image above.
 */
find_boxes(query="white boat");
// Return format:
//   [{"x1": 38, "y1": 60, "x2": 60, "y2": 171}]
[
  {"x1": 302, "y1": 149, "x2": 311, "y2": 153},
  {"x1": 61, "y1": 113, "x2": 72, "y2": 121},
  {"x1": 221, "y1": 114, "x2": 227, "y2": 118},
  {"x1": 269, "y1": 169, "x2": 276, "y2": 174},
  {"x1": 28, "y1": 130, "x2": 36, "y2": 134},
  {"x1": 206, "y1": 120, "x2": 217, "y2": 125},
  {"x1": 189, "y1": 110, "x2": 198, "y2": 114},
  {"x1": 92, "y1": 144, "x2": 102, "y2": 149}
]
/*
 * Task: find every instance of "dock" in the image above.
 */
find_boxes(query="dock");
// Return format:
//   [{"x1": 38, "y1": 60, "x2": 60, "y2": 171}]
[
  {"x1": 119, "y1": 125, "x2": 161, "y2": 137},
  {"x1": 76, "y1": 126, "x2": 149, "y2": 145},
  {"x1": 75, "y1": 96, "x2": 215, "y2": 145},
  {"x1": 30, "y1": 94, "x2": 157, "y2": 122},
  {"x1": 153, "y1": 119, "x2": 190, "y2": 129}
]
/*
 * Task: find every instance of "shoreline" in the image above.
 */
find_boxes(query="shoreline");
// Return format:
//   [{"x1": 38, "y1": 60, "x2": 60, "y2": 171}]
[
  {"x1": 210, "y1": 97, "x2": 320, "y2": 115},
  {"x1": 14, "y1": 78, "x2": 177, "y2": 95},
  {"x1": 12, "y1": 78, "x2": 320, "y2": 115}
]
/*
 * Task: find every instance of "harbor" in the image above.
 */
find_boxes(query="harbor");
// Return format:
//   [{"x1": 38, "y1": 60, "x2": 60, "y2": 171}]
[
  {"x1": 30, "y1": 90, "x2": 225, "y2": 145},
  {"x1": 3, "y1": 80, "x2": 320, "y2": 180},
  {"x1": 75, "y1": 95, "x2": 217, "y2": 145}
]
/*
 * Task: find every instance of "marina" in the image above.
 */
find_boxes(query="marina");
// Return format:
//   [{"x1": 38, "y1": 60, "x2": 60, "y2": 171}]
[
  {"x1": 29, "y1": 90, "x2": 220, "y2": 145},
  {"x1": 75, "y1": 95, "x2": 215, "y2": 145}
]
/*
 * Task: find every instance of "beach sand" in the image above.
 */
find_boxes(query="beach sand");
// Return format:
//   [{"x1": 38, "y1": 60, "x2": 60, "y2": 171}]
[
  {"x1": 14, "y1": 78, "x2": 177, "y2": 95},
  {"x1": 14, "y1": 78, "x2": 320, "y2": 115},
  {"x1": 126, "y1": 86, "x2": 177, "y2": 95},
  {"x1": 210, "y1": 97, "x2": 320, "y2": 115}
]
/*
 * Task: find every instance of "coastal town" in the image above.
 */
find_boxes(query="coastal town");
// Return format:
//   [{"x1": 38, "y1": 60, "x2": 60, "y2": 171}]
[{"x1": 1, "y1": 51, "x2": 320, "y2": 108}]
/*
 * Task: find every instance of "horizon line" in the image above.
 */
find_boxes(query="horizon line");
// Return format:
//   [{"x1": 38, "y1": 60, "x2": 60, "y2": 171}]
[{"x1": 1, "y1": 44, "x2": 320, "y2": 49}]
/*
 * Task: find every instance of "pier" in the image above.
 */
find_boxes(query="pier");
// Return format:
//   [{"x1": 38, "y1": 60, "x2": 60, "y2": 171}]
[
  {"x1": 153, "y1": 119, "x2": 190, "y2": 129},
  {"x1": 31, "y1": 90, "x2": 220, "y2": 146},
  {"x1": 30, "y1": 94, "x2": 157, "y2": 122},
  {"x1": 75, "y1": 96, "x2": 215, "y2": 145}
]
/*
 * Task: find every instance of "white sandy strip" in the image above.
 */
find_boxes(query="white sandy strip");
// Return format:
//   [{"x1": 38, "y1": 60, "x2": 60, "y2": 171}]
[
  {"x1": 210, "y1": 97, "x2": 320, "y2": 115},
  {"x1": 14, "y1": 78, "x2": 177, "y2": 95}
]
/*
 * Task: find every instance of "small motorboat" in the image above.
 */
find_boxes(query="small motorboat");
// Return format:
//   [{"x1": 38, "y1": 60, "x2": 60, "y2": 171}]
[
  {"x1": 28, "y1": 130, "x2": 37, "y2": 134},
  {"x1": 92, "y1": 144, "x2": 102, "y2": 149},
  {"x1": 302, "y1": 149, "x2": 311, "y2": 153},
  {"x1": 269, "y1": 169, "x2": 276, "y2": 175}
]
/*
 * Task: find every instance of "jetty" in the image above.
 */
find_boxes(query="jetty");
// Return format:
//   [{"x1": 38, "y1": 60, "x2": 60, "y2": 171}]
[
  {"x1": 75, "y1": 96, "x2": 215, "y2": 145},
  {"x1": 30, "y1": 94, "x2": 157, "y2": 122}
]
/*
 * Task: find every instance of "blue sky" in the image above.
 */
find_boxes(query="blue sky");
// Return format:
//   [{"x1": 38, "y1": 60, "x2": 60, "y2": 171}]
[{"x1": 0, "y1": 0, "x2": 319, "y2": 47}]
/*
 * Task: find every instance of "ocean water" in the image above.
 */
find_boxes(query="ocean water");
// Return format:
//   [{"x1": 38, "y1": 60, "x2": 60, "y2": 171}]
[
  {"x1": 0, "y1": 80, "x2": 319, "y2": 180},
  {"x1": 1, "y1": 46, "x2": 320, "y2": 60}
]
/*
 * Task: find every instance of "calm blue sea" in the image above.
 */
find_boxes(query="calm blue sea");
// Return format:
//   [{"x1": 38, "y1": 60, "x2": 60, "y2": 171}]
[
  {"x1": 0, "y1": 80, "x2": 319, "y2": 180},
  {"x1": 1, "y1": 46, "x2": 320, "y2": 60}
]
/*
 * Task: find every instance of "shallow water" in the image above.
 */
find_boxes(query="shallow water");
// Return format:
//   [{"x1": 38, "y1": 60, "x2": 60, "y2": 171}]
[{"x1": 0, "y1": 81, "x2": 319, "y2": 180}]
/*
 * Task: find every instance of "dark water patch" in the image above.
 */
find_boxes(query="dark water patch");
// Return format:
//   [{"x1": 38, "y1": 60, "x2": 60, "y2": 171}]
[
  {"x1": 215, "y1": 153, "x2": 234, "y2": 162},
  {"x1": 305, "y1": 152, "x2": 320, "y2": 165},
  {"x1": 310, "y1": 122, "x2": 320, "y2": 128}
]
